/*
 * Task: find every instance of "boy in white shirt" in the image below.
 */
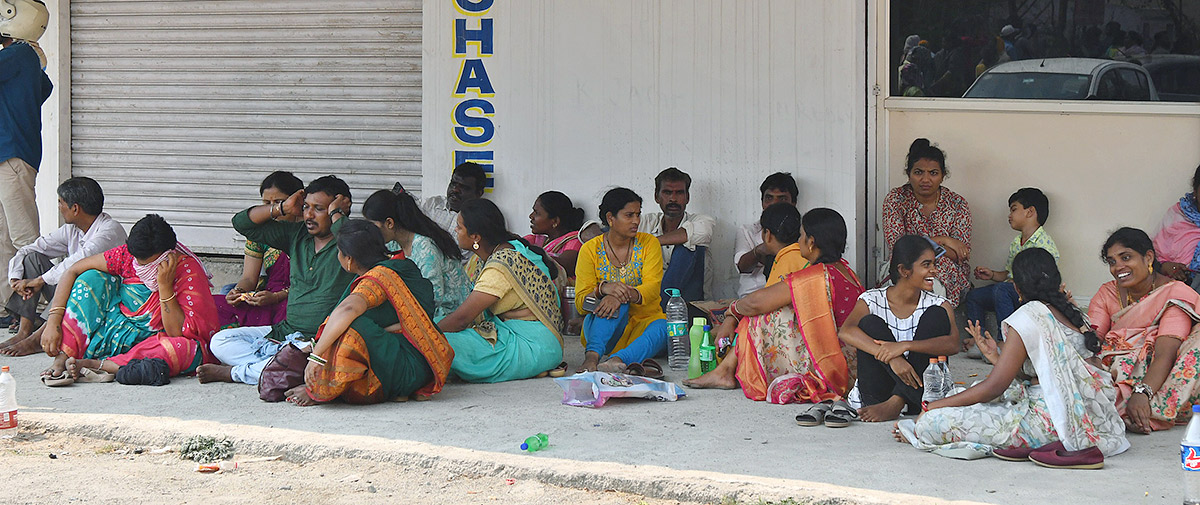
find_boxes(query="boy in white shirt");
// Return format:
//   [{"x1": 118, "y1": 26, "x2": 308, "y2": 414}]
[{"x1": 733, "y1": 172, "x2": 798, "y2": 297}]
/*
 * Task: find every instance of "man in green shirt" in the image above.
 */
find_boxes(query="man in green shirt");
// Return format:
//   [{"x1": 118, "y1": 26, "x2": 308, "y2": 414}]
[{"x1": 197, "y1": 176, "x2": 355, "y2": 385}]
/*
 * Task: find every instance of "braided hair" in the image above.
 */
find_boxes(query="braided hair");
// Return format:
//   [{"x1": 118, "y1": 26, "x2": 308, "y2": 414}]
[{"x1": 1011, "y1": 247, "x2": 1100, "y2": 353}]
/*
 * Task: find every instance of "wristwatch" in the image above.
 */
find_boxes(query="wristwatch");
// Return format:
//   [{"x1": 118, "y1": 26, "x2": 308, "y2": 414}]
[
  {"x1": 329, "y1": 207, "x2": 347, "y2": 218},
  {"x1": 1132, "y1": 382, "x2": 1155, "y2": 399}
]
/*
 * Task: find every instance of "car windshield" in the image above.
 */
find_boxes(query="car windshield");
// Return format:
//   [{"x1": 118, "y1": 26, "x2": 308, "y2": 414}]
[{"x1": 964, "y1": 72, "x2": 1092, "y2": 99}]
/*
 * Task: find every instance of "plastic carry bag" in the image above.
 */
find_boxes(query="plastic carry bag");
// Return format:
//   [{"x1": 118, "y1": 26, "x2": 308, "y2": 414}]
[{"x1": 554, "y1": 371, "x2": 686, "y2": 408}]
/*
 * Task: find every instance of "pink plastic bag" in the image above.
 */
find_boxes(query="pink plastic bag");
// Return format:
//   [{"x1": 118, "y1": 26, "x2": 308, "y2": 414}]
[{"x1": 554, "y1": 372, "x2": 686, "y2": 408}]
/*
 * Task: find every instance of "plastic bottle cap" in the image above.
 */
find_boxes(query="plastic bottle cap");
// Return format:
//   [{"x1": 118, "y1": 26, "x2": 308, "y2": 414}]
[
  {"x1": 929, "y1": 358, "x2": 938, "y2": 363},
  {"x1": 1194, "y1": 405, "x2": 1200, "y2": 414},
  {"x1": 938, "y1": 356, "x2": 947, "y2": 362},
  {"x1": 664, "y1": 288, "x2": 680, "y2": 297},
  {"x1": 692, "y1": 317, "x2": 705, "y2": 325},
  {"x1": 0, "y1": 366, "x2": 7, "y2": 372},
  {"x1": 520, "y1": 443, "x2": 529, "y2": 450},
  {"x1": 703, "y1": 325, "x2": 711, "y2": 331}
]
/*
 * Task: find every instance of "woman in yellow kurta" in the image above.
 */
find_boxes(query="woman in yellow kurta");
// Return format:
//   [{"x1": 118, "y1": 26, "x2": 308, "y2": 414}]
[
  {"x1": 576, "y1": 188, "x2": 669, "y2": 373},
  {"x1": 762, "y1": 203, "x2": 810, "y2": 286}
]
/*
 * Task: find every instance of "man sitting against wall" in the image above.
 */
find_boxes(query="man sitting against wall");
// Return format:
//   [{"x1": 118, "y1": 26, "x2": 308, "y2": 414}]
[
  {"x1": 733, "y1": 172, "x2": 798, "y2": 297},
  {"x1": 1, "y1": 177, "x2": 127, "y2": 356},
  {"x1": 198, "y1": 176, "x2": 356, "y2": 386},
  {"x1": 641, "y1": 167, "x2": 716, "y2": 304},
  {"x1": 396, "y1": 162, "x2": 488, "y2": 242}
]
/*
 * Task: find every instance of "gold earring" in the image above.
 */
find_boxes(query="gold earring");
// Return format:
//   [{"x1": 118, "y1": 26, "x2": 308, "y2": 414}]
[
  {"x1": 472, "y1": 240, "x2": 480, "y2": 251},
  {"x1": 1149, "y1": 265, "x2": 1154, "y2": 275}
]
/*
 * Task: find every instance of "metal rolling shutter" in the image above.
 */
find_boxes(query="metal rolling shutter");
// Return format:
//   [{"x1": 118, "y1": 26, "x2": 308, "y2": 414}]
[{"x1": 70, "y1": 0, "x2": 422, "y2": 253}]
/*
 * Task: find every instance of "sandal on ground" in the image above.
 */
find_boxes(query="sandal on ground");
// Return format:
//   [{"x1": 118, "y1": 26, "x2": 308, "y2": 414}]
[
  {"x1": 992, "y1": 441, "x2": 1065, "y2": 462},
  {"x1": 824, "y1": 399, "x2": 859, "y2": 428},
  {"x1": 548, "y1": 362, "x2": 568, "y2": 378},
  {"x1": 795, "y1": 401, "x2": 833, "y2": 427},
  {"x1": 75, "y1": 367, "x2": 116, "y2": 383},
  {"x1": 638, "y1": 359, "x2": 665, "y2": 380},
  {"x1": 41, "y1": 371, "x2": 74, "y2": 387},
  {"x1": 1028, "y1": 445, "x2": 1104, "y2": 470}
]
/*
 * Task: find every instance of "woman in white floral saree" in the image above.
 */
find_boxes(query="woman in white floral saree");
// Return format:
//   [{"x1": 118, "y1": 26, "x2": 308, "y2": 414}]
[{"x1": 896, "y1": 248, "x2": 1129, "y2": 460}]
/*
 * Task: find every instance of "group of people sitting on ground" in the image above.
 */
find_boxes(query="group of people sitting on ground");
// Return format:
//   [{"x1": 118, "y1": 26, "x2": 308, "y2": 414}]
[{"x1": 4, "y1": 139, "x2": 1200, "y2": 467}]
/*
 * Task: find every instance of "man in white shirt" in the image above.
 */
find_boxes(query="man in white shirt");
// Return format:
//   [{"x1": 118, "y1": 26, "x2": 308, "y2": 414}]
[
  {"x1": 733, "y1": 172, "x2": 798, "y2": 297},
  {"x1": 1, "y1": 177, "x2": 127, "y2": 356},
  {"x1": 640, "y1": 167, "x2": 716, "y2": 303},
  {"x1": 404, "y1": 162, "x2": 488, "y2": 240}
]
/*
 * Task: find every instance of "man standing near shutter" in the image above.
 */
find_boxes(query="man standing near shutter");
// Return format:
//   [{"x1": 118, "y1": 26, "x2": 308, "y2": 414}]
[{"x1": 0, "y1": 0, "x2": 53, "y2": 315}]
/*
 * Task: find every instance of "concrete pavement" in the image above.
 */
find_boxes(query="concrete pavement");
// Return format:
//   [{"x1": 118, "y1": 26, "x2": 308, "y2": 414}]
[{"x1": 0, "y1": 338, "x2": 1181, "y2": 505}]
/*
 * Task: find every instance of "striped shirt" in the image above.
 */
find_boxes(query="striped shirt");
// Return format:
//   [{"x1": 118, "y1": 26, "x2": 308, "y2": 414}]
[{"x1": 859, "y1": 288, "x2": 947, "y2": 342}]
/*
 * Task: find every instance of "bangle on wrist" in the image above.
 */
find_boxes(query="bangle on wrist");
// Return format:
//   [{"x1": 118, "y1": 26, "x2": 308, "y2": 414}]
[
  {"x1": 307, "y1": 353, "x2": 327, "y2": 366},
  {"x1": 161, "y1": 292, "x2": 177, "y2": 304},
  {"x1": 1132, "y1": 382, "x2": 1155, "y2": 398}
]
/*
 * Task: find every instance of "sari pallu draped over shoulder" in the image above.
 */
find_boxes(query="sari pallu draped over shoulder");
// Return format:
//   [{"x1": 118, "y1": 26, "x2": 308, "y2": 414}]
[
  {"x1": 735, "y1": 262, "x2": 862, "y2": 403},
  {"x1": 1093, "y1": 280, "x2": 1200, "y2": 430},
  {"x1": 308, "y1": 261, "x2": 454, "y2": 403},
  {"x1": 483, "y1": 245, "x2": 564, "y2": 346}
]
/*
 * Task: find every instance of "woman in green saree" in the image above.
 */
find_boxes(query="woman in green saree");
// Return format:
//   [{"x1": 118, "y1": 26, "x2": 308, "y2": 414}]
[
  {"x1": 287, "y1": 220, "x2": 454, "y2": 406},
  {"x1": 437, "y1": 199, "x2": 565, "y2": 383}
]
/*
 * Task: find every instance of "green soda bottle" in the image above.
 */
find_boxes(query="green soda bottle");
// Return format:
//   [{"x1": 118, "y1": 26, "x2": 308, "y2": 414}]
[
  {"x1": 687, "y1": 317, "x2": 706, "y2": 379},
  {"x1": 699, "y1": 325, "x2": 716, "y2": 373},
  {"x1": 521, "y1": 433, "x2": 549, "y2": 452}
]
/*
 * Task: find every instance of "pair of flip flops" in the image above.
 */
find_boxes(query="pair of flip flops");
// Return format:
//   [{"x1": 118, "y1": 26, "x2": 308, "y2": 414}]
[
  {"x1": 624, "y1": 359, "x2": 665, "y2": 380},
  {"x1": 41, "y1": 367, "x2": 115, "y2": 387},
  {"x1": 992, "y1": 441, "x2": 1104, "y2": 469},
  {"x1": 795, "y1": 399, "x2": 858, "y2": 428},
  {"x1": 535, "y1": 362, "x2": 569, "y2": 379}
]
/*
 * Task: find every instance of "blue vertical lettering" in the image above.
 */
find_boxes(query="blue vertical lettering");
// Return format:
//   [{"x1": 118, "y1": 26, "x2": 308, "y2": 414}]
[
  {"x1": 454, "y1": 99, "x2": 495, "y2": 144},
  {"x1": 455, "y1": 60, "x2": 495, "y2": 95},
  {"x1": 455, "y1": 18, "x2": 494, "y2": 55},
  {"x1": 455, "y1": 0, "x2": 493, "y2": 13}
]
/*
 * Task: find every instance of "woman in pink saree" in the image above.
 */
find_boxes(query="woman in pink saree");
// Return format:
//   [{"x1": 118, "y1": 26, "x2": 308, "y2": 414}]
[
  {"x1": 1089, "y1": 227, "x2": 1200, "y2": 433},
  {"x1": 39, "y1": 214, "x2": 219, "y2": 385},
  {"x1": 1153, "y1": 164, "x2": 1200, "y2": 287}
]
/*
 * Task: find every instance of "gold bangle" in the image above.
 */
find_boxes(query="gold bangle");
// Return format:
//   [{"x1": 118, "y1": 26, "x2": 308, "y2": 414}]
[
  {"x1": 161, "y1": 292, "x2": 178, "y2": 304},
  {"x1": 47, "y1": 306, "x2": 66, "y2": 316}
]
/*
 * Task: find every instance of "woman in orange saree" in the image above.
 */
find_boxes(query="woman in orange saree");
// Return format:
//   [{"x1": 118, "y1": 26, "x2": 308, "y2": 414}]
[
  {"x1": 288, "y1": 220, "x2": 453, "y2": 406},
  {"x1": 684, "y1": 209, "x2": 864, "y2": 404},
  {"x1": 1089, "y1": 227, "x2": 1200, "y2": 433}
]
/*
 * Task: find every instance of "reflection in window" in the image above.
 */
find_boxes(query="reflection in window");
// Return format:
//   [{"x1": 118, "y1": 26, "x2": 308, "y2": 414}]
[{"x1": 891, "y1": 0, "x2": 1200, "y2": 102}]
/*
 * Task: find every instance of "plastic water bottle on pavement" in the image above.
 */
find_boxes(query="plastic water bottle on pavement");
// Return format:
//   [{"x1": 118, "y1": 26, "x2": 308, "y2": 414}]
[
  {"x1": 938, "y1": 356, "x2": 953, "y2": 395},
  {"x1": 521, "y1": 433, "x2": 549, "y2": 452},
  {"x1": 921, "y1": 358, "x2": 944, "y2": 403},
  {"x1": 1182, "y1": 405, "x2": 1200, "y2": 504},
  {"x1": 687, "y1": 317, "x2": 706, "y2": 379},
  {"x1": 0, "y1": 366, "x2": 17, "y2": 439},
  {"x1": 664, "y1": 288, "x2": 689, "y2": 370}
]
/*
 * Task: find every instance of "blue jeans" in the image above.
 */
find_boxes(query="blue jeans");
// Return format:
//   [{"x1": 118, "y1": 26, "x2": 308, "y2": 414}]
[
  {"x1": 964, "y1": 282, "x2": 1019, "y2": 336},
  {"x1": 209, "y1": 326, "x2": 305, "y2": 385},
  {"x1": 583, "y1": 303, "x2": 669, "y2": 365},
  {"x1": 662, "y1": 245, "x2": 705, "y2": 305}
]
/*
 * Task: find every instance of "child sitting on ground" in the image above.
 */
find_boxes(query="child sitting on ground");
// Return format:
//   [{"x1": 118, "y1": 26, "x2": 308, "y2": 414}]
[{"x1": 963, "y1": 188, "x2": 1059, "y2": 351}]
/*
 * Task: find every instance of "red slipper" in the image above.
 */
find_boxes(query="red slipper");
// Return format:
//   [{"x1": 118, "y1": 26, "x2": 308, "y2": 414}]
[
  {"x1": 993, "y1": 441, "x2": 1065, "y2": 461},
  {"x1": 1028, "y1": 445, "x2": 1104, "y2": 470}
]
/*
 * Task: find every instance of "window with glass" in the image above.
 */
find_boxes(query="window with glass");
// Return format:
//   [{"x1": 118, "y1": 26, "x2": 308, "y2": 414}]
[{"x1": 890, "y1": 0, "x2": 1200, "y2": 102}]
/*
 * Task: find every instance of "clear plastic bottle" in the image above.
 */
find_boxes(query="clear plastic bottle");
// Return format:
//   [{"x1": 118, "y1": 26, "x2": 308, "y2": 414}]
[
  {"x1": 664, "y1": 288, "x2": 689, "y2": 370},
  {"x1": 0, "y1": 366, "x2": 15, "y2": 439},
  {"x1": 1183, "y1": 405, "x2": 1200, "y2": 504},
  {"x1": 938, "y1": 356, "x2": 953, "y2": 395},
  {"x1": 921, "y1": 357, "x2": 944, "y2": 403}
]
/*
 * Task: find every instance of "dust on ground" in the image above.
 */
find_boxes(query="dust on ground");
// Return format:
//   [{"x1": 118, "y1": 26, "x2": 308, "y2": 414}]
[{"x1": 2, "y1": 427, "x2": 705, "y2": 505}]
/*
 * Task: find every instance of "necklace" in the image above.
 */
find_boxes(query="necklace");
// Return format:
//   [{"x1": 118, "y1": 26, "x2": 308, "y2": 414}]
[
  {"x1": 1126, "y1": 274, "x2": 1157, "y2": 306},
  {"x1": 603, "y1": 234, "x2": 634, "y2": 277}
]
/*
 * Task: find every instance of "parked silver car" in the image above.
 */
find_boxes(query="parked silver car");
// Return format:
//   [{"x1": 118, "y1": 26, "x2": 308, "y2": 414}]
[
  {"x1": 963, "y1": 58, "x2": 1159, "y2": 101},
  {"x1": 1131, "y1": 54, "x2": 1200, "y2": 102}
]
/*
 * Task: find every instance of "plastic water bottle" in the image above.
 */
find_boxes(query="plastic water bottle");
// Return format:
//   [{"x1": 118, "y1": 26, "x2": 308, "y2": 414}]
[
  {"x1": 687, "y1": 317, "x2": 706, "y2": 379},
  {"x1": 1182, "y1": 405, "x2": 1200, "y2": 504},
  {"x1": 664, "y1": 288, "x2": 689, "y2": 370},
  {"x1": 521, "y1": 433, "x2": 549, "y2": 452},
  {"x1": 921, "y1": 358, "x2": 944, "y2": 403},
  {"x1": 0, "y1": 366, "x2": 16, "y2": 439},
  {"x1": 938, "y1": 356, "x2": 953, "y2": 395},
  {"x1": 699, "y1": 325, "x2": 717, "y2": 374}
]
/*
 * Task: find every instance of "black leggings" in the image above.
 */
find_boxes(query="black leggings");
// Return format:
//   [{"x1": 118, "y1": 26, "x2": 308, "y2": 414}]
[{"x1": 856, "y1": 305, "x2": 951, "y2": 413}]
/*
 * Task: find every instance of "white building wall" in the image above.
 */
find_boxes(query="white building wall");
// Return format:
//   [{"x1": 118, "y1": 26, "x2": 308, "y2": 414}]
[
  {"x1": 423, "y1": 0, "x2": 869, "y2": 298},
  {"x1": 33, "y1": 0, "x2": 69, "y2": 235}
]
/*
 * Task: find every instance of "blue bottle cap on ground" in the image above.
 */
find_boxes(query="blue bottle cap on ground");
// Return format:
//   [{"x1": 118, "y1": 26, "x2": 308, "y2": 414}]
[
  {"x1": 703, "y1": 325, "x2": 711, "y2": 331},
  {"x1": 1194, "y1": 405, "x2": 1200, "y2": 413},
  {"x1": 520, "y1": 442, "x2": 529, "y2": 450}
]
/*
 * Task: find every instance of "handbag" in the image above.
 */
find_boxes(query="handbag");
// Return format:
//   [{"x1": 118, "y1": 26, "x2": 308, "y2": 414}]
[{"x1": 257, "y1": 342, "x2": 311, "y2": 402}]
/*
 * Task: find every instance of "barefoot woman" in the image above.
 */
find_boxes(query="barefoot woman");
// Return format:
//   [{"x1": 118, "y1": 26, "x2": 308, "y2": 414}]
[
  {"x1": 838, "y1": 235, "x2": 960, "y2": 422},
  {"x1": 286, "y1": 220, "x2": 453, "y2": 406},
  {"x1": 39, "y1": 214, "x2": 218, "y2": 384},
  {"x1": 684, "y1": 208, "x2": 864, "y2": 404}
]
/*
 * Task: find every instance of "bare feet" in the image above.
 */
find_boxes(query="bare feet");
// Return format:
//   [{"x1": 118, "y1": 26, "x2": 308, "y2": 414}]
[
  {"x1": 0, "y1": 328, "x2": 28, "y2": 349},
  {"x1": 64, "y1": 357, "x2": 79, "y2": 378},
  {"x1": 196, "y1": 364, "x2": 235, "y2": 384},
  {"x1": 73, "y1": 358, "x2": 118, "y2": 374},
  {"x1": 0, "y1": 332, "x2": 43, "y2": 356},
  {"x1": 577, "y1": 351, "x2": 601, "y2": 373},
  {"x1": 597, "y1": 357, "x2": 626, "y2": 373},
  {"x1": 859, "y1": 395, "x2": 906, "y2": 422},
  {"x1": 682, "y1": 368, "x2": 738, "y2": 389},
  {"x1": 892, "y1": 421, "x2": 912, "y2": 443},
  {"x1": 285, "y1": 385, "x2": 322, "y2": 406},
  {"x1": 41, "y1": 352, "x2": 69, "y2": 378}
]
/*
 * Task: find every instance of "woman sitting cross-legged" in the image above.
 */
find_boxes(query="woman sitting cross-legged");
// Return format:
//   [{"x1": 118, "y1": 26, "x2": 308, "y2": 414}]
[
  {"x1": 683, "y1": 208, "x2": 865, "y2": 409},
  {"x1": 894, "y1": 248, "x2": 1130, "y2": 462},
  {"x1": 39, "y1": 214, "x2": 219, "y2": 386},
  {"x1": 437, "y1": 199, "x2": 565, "y2": 383},
  {"x1": 362, "y1": 189, "x2": 470, "y2": 319},
  {"x1": 1090, "y1": 227, "x2": 1200, "y2": 433},
  {"x1": 837, "y1": 235, "x2": 960, "y2": 422},
  {"x1": 575, "y1": 187, "x2": 670, "y2": 373},
  {"x1": 286, "y1": 220, "x2": 454, "y2": 406}
]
